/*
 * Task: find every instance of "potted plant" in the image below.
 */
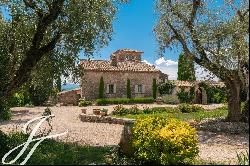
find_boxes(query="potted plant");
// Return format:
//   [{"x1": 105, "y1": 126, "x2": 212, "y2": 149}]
[
  {"x1": 100, "y1": 109, "x2": 108, "y2": 116},
  {"x1": 93, "y1": 109, "x2": 101, "y2": 115}
]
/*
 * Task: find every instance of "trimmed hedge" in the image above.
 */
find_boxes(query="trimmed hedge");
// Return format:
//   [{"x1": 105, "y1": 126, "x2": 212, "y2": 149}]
[
  {"x1": 96, "y1": 97, "x2": 154, "y2": 105},
  {"x1": 112, "y1": 105, "x2": 178, "y2": 116},
  {"x1": 177, "y1": 103, "x2": 205, "y2": 113},
  {"x1": 78, "y1": 100, "x2": 92, "y2": 107}
]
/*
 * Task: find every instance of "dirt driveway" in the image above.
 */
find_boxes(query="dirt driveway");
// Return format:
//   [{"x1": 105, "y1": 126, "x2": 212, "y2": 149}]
[{"x1": 0, "y1": 104, "x2": 248, "y2": 164}]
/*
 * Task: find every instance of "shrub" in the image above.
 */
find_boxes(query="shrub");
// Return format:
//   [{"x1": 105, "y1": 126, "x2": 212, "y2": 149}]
[
  {"x1": 132, "y1": 117, "x2": 199, "y2": 165},
  {"x1": 0, "y1": 101, "x2": 11, "y2": 120},
  {"x1": 112, "y1": 105, "x2": 142, "y2": 116},
  {"x1": 152, "y1": 78, "x2": 157, "y2": 99},
  {"x1": 162, "y1": 94, "x2": 180, "y2": 104},
  {"x1": 158, "y1": 81, "x2": 175, "y2": 95},
  {"x1": 158, "y1": 119, "x2": 199, "y2": 164},
  {"x1": 132, "y1": 117, "x2": 167, "y2": 163},
  {"x1": 78, "y1": 100, "x2": 92, "y2": 107},
  {"x1": 96, "y1": 97, "x2": 154, "y2": 105},
  {"x1": 177, "y1": 86, "x2": 195, "y2": 103},
  {"x1": 199, "y1": 82, "x2": 227, "y2": 104},
  {"x1": 177, "y1": 103, "x2": 204, "y2": 113},
  {"x1": 98, "y1": 76, "x2": 104, "y2": 99}
]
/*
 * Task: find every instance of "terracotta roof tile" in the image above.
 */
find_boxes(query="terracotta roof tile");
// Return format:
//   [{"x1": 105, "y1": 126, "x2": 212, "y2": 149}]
[{"x1": 80, "y1": 60, "x2": 160, "y2": 72}]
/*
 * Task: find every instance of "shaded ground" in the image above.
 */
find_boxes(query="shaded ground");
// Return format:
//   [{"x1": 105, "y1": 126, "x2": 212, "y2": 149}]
[{"x1": 0, "y1": 105, "x2": 248, "y2": 165}]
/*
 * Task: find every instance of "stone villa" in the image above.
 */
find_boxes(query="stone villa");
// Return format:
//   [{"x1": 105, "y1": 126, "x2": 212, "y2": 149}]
[
  {"x1": 57, "y1": 49, "x2": 225, "y2": 105},
  {"x1": 80, "y1": 49, "x2": 168, "y2": 100}
]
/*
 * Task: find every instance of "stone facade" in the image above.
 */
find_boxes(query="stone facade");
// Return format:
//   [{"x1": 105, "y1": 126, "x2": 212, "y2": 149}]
[
  {"x1": 81, "y1": 71, "x2": 161, "y2": 100},
  {"x1": 80, "y1": 49, "x2": 168, "y2": 100}
]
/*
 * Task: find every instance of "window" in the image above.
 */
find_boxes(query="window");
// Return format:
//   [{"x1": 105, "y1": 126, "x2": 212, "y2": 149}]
[
  {"x1": 109, "y1": 84, "x2": 114, "y2": 94},
  {"x1": 135, "y1": 84, "x2": 144, "y2": 93},
  {"x1": 138, "y1": 85, "x2": 143, "y2": 93},
  {"x1": 106, "y1": 84, "x2": 116, "y2": 94}
]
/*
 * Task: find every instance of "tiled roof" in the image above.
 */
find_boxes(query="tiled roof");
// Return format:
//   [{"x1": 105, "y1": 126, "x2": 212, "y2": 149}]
[
  {"x1": 80, "y1": 60, "x2": 160, "y2": 72},
  {"x1": 112, "y1": 49, "x2": 143, "y2": 55},
  {"x1": 170, "y1": 80, "x2": 225, "y2": 87}
]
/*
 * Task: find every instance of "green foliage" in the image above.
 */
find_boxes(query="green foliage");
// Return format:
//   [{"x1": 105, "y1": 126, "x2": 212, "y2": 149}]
[
  {"x1": 0, "y1": 131, "x2": 112, "y2": 165},
  {"x1": 28, "y1": 82, "x2": 53, "y2": 106},
  {"x1": 152, "y1": 78, "x2": 157, "y2": 99},
  {"x1": 78, "y1": 100, "x2": 92, "y2": 107},
  {"x1": 0, "y1": 101, "x2": 11, "y2": 120},
  {"x1": 237, "y1": 150, "x2": 249, "y2": 165},
  {"x1": 132, "y1": 117, "x2": 199, "y2": 164},
  {"x1": 158, "y1": 81, "x2": 175, "y2": 95},
  {"x1": 56, "y1": 76, "x2": 62, "y2": 92},
  {"x1": 112, "y1": 105, "x2": 142, "y2": 116},
  {"x1": 177, "y1": 53, "x2": 196, "y2": 81},
  {"x1": 112, "y1": 105, "x2": 179, "y2": 116},
  {"x1": 199, "y1": 82, "x2": 227, "y2": 104},
  {"x1": 0, "y1": 0, "x2": 125, "y2": 117},
  {"x1": 177, "y1": 86, "x2": 195, "y2": 103},
  {"x1": 177, "y1": 103, "x2": 205, "y2": 113},
  {"x1": 99, "y1": 77, "x2": 105, "y2": 99},
  {"x1": 154, "y1": 0, "x2": 249, "y2": 122},
  {"x1": 126, "y1": 79, "x2": 131, "y2": 99},
  {"x1": 162, "y1": 94, "x2": 180, "y2": 104},
  {"x1": 113, "y1": 105, "x2": 228, "y2": 123},
  {"x1": 96, "y1": 97, "x2": 154, "y2": 105}
]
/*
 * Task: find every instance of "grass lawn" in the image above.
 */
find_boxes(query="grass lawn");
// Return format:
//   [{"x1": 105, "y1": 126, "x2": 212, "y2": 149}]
[
  {"x1": 112, "y1": 106, "x2": 228, "y2": 122},
  {"x1": 0, "y1": 132, "x2": 112, "y2": 165}
]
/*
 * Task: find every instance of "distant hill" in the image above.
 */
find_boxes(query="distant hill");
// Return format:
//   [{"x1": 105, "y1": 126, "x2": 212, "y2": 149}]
[{"x1": 61, "y1": 83, "x2": 80, "y2": 91}]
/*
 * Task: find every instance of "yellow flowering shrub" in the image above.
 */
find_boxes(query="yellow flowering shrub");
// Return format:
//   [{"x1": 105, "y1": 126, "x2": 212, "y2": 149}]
[
  {"x1": 159, "y1": 119, "x2": 199, "y2": 164},
  {"x1": 132, "y1": 117, "x2": 167, "y2": 163},
  {"x1": 132, "y1": 117, "x2": 199, "y2": 165}
]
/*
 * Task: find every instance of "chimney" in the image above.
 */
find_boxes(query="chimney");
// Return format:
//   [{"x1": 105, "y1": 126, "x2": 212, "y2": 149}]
[{"x1": 110, "y1": 54, "x2": 118, "y2": 67}]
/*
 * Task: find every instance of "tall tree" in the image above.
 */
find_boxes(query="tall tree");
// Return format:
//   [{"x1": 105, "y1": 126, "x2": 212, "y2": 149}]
[
  {"x1": 177, "y1": 52, "x2": 196, "y2": 81},
  {"x1": 98, "y1": 77, "x2": 104, "y2": 99},
  {"x1": 126, "y1": 79, "x2": 131, "y2": 99},
  {"x1": 154, "y1": 0, "x2": 249, "y2": 122},
  {"x1": 152, "y1": 78, "x2": 157, "y2": 99},
  {"x1": 0, "y1": 0, "x2": 125, "y2": 115}
]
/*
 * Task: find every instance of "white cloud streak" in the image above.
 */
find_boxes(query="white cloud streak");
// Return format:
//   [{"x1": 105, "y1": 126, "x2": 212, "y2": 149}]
[{"x1": 143, "y1": 57, "x2": 219, "y2": 81}]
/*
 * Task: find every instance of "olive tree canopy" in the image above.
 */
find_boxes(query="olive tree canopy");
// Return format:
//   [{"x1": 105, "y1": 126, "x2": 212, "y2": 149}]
[
  {"x1": 0, "y1": 0, "x2": 126, "y2": 103},
  {"x1": 154, "y1": 0, "x2": 249, "y2": 122}
]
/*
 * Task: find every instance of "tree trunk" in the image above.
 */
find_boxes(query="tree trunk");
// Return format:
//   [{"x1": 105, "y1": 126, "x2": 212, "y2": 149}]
[{"x1": 226, "y1": 81, "x2": 242, "y2": 122}]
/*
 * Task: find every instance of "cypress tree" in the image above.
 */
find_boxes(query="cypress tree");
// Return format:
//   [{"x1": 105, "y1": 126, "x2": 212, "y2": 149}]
[
  {"x1": 152, "y1": 78, "x2": 157, "y2": 99},
  {"x1": 56, "y1": 76, "x2": 61, "y2": 92},
  {"x1": 126, "y1": 79, "x2": 131, "y2": 98},
  {"x1": 99, "y1": 76, "x2": 104, "y2": 99},
  {"x1": 177, "y1": 52, "x2": 196, "y2": 81}
]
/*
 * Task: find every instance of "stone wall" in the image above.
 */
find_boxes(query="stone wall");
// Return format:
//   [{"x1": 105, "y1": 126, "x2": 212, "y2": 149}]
[
  {"x1": 58, "y1": 88, "x2": 81, "y2": 105},
  {"x1": 81, "y1": 71, "x2": 160, "y2": 100},
  {"x1": 79, "y1": 114, "x2": 135, "y2": 125}
]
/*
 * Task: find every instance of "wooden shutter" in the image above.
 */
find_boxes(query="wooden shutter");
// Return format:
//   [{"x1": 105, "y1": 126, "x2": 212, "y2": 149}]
[
  {"x1": 114, "y1": 84, "x2": 116, "y2": 93},
  {"x1": 106, "y1": 84, "x2": 109, "y2": 94},
  {"x1": 135, "y1": 85, "x2": 138, "y2": 93}
]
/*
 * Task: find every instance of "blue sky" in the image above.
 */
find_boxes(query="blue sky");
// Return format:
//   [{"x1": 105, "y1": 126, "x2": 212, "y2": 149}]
[{"x1": 88, "y1": 0, "x2": 181, "y2": 63}]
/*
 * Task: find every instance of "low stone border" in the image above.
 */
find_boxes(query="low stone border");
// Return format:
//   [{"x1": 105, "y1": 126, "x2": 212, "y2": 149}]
[{"x1": 79, "y1": 114, "x2": 135, "y2": 125}]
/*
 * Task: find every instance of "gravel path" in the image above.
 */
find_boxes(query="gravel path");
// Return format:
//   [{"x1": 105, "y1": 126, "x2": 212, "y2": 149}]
[{"x1": 0, "y1": 104, "x2": 248, "y2": 165}]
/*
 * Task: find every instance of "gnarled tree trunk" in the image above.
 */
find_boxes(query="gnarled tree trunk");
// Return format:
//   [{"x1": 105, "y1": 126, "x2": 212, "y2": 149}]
[{"x1": 226, "y1": 80, "x2": 242, "y2": 122}]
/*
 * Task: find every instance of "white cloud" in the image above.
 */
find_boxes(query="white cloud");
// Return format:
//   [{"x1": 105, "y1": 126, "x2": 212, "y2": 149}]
[
  {"x1": 155, "y1": 57, "x2": 178, "y2": 66},
  {"x1": 142, "y1": 60, "x2": 152, "y2": 65},
  {"x1": 150, "y1": 57, "x2": 219, "y2": 81}
]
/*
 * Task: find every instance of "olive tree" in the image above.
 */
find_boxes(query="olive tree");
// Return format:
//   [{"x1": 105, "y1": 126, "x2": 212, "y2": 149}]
[
  {"x1": 0, "y1": 0, "x2": 126, "y2": 115},
  {"x1": 154, "y1": 0, "x2": 249, "y2": 122}
]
